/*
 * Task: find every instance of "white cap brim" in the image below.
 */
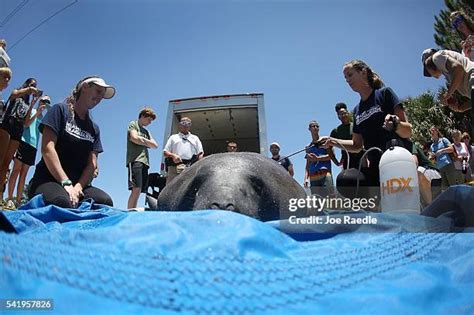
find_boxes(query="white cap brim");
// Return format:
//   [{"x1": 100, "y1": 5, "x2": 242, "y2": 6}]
[
  {"x1": 82, "y1": 77, "x2": 116, "y2": 99},
  {"x1": 39, "y1": 95, "x2": 51, "y2": 103}
]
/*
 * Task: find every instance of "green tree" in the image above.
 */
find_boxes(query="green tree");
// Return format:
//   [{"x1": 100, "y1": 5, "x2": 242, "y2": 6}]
[
  {"x1": 404, "y1": 88, "x2": 471, "y2": 144},
  {"x1": 433, "y1": 0, "x2": 473, "y2": 51}
]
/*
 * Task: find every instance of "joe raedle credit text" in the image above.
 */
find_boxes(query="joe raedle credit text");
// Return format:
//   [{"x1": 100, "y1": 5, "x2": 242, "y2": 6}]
[{"x1": 287, "y1": 195, "x2": 378, "y2": 225}]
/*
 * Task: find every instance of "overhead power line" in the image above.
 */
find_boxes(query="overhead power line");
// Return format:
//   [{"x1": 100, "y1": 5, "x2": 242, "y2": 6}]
[
  {"x1": 0, "y1": 0, "x2": 30, "y2": 27},
  {"x1": 8, "y1": 0, "x2": 79, "y2": 52}
]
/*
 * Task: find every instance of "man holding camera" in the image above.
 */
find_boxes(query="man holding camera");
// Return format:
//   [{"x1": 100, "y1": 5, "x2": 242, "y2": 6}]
[{"x1": 163, "y1": 117, "x2": 203, "y2": 184}]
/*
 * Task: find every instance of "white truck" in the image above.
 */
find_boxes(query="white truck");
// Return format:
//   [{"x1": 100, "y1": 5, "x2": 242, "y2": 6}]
[{"x1": 159, "y1": 93, "x2": 268, "y2": 175}]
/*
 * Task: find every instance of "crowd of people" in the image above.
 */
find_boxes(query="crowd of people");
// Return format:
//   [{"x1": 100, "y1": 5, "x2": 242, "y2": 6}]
[{"x1": 0, "y1": 9, "x2": 472, "y2": 211}]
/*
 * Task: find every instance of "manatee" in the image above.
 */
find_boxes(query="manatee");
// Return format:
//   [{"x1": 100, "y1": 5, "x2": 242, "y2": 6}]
[{"x1": 154, "y1": 152, "x2": 308, "y2": 221}]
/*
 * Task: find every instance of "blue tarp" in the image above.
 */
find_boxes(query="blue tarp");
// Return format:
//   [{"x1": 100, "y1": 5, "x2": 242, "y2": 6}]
[{"x1": 1, "y1": 189, "x2": 474, "y2": 315}]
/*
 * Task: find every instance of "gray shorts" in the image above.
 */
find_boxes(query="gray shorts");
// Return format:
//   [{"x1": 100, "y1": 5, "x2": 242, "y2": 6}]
[{"x1": 127, "y1": 161, "x2": 149, "y2": 193}]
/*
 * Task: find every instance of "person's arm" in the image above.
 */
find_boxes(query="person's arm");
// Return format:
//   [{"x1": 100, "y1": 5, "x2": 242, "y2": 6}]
[
  {"x1": 320, "y1": 133, "x2": 364, "y2": 153},
  {"x1": 76, "y1": 151, "x2": 98, "y2": 192},
  {"x1": 10, "y1": 86, "x2": 38, "y2": 99},
  {"x1": 307, "y1": 152, "x2": 332, "y2": 162},
  {"x1": 442, "y1": 56, "x2": 467, "y2": 103},
  {"x1": 383, "y1": 105, "x2": 412, "y2": 139},
  {"x1": 163, "y1": 150, "x2": 182, "y2": 164},
  {"x1": 196, "y1": 137, "x2": 204, "y2": 160},
  {"x1": 304, "y1": 160, "x2": 310, "y2": 187},
  {"x1": 288, "y1": 164, "x2": 294, "y2": 177},
  {"x1": 42, "y1": 126, "x2": 68, "y2": 182},
  {"x1": 394, "y1": 105, "x2": 412, "y2": 138},
  {"x1": 129, "y1": 129, "x2": 158, "y2": 148},
  {"x1": 163, "y1": 136, "x2": 182, "y2": 164},
  {"x1": 412, "y1": 154, "x2": 419, "y2": 167},
  {"x1": 435, "y1": 139, "x2": 454, "y2": 156},
  {"x1": 328, "y1": 147, "x2": 340, "y2": 165},
  {"x1": 41, "y1": 126, "x2": 82, "y2": 206},
  {"x1": 461, "y1": 35, "x2": 474, "y2": 60},
  {"x1": 23, "y1": 96, "x2": 40, "y2": 127}
]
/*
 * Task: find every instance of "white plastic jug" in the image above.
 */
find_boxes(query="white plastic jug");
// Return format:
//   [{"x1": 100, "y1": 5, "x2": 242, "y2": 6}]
[{"x1": 379, "y1": 146, "x2": 420, "y2": 213}]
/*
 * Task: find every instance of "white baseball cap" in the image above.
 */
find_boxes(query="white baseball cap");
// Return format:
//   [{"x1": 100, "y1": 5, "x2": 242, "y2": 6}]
[
  {"x1": 270, "y1": 142, "x2": 280, "y2": 149},
  {"x1": 82, "y1": 77, "x2": 116, "y2": 99},
  {"x1": 39, "y1": 95, "x2": 51, "y2": 103}
]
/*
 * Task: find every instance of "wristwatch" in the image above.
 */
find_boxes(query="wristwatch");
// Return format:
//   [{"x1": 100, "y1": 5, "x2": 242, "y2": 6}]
[
  {"x1": 61, "y1": 179, "x2": 73, "y2": 187},
  {"x1": 391, "y1": 115, "x2": 400, "y2": 131}
]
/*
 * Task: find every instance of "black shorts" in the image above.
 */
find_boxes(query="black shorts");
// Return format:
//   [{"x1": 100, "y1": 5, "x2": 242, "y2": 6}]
[
  {"x1": 15, "y1": 141, "x2": 37, "y2": 166},
  {"x1": 1, "y1": 116, "x2": 24, "y2": 141},
  {"x1": 127, "y1": 161, "x2": 149, "y2": 193}
]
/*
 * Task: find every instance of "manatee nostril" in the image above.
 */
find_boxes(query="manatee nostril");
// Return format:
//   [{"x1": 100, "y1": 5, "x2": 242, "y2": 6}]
[{"x1": 210, "y1": 203, "x2": 235, "y2": 210}]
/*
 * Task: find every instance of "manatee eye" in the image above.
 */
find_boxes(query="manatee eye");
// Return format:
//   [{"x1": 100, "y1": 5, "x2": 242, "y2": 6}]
[
  {"x1": 178, "y1": 174, "x2": 205, "y2": 210},
  {"x1": 248, "y1": 175, "x2": 264, "y2": 196}
]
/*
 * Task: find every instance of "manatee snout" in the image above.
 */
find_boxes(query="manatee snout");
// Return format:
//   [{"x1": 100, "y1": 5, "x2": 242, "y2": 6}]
[{"x1": 156, "y1": 152, "x2": 308, "y2": 221}]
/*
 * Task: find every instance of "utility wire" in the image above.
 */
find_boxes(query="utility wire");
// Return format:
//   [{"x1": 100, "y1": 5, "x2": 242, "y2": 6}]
[
  {"x1": 8, "y1": 0, "x2": 79, "y2": 52},
  {"x1": 0, "y1": 0, "x2": 30, "y2": 27}
]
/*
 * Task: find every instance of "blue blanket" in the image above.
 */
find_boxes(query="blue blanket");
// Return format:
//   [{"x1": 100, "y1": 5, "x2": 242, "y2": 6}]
[{"x1": 1, "y1": 189, "x2": 473, "y2": 315}]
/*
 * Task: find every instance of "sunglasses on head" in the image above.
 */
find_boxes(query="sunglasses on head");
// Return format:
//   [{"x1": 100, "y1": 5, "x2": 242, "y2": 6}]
[{"x1": 452, "y1": 15, "x2": 464, "y2": 29}]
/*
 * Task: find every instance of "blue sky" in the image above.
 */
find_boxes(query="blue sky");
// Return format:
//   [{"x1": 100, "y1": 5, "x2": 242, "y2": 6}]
[{"x1": 2, "y1": 0, "x2": 447, "y2": 208}]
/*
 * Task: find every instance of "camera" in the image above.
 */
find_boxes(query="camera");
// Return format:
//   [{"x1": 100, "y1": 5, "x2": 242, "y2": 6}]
[
  {"x1": 462, "y1": 157, "x2": 468, "y2": 174},
  {"x1": 36, "y1": 89, "x2": 43, "y2": 97}
]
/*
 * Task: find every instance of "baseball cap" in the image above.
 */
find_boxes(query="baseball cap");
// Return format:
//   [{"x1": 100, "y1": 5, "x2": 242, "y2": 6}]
[
  {"x1": 82, "y1": 77, "x2": 116, "y2": 99},
  {"x1": 421, "y1": 48, "x2": 438, "y2": 77},
  {"x1": 270, "y1": 142, "x2": 280, "y2": 148},
  {"x1": 39, "y1": 95, "x2": 51, "y2": 103}
]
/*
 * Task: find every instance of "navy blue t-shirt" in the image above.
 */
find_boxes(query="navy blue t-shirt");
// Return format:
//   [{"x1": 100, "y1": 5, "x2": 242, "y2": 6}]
[
  {"x1": 32, "y1": 102, "x2": 102, "y2": 185},
  {"x1": 352, "y1": 87, "x2": 411, "y2": 165},
  {"x1": 353, "y1": 87, "x2": 399, "y2": 149}
]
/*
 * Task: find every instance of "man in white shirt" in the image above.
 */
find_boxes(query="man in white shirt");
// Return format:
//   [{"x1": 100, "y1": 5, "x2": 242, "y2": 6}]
[{"x1": 163, "y1": 117, "x2": 204, "y2": 184}]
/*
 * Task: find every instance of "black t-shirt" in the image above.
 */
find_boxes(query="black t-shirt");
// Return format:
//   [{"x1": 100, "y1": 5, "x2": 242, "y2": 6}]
[
  {"x1": 352, "y1": 87, "x2": 411, "y2": 165},
  {"x1": 330, "y1": 122, "x2": 364, "y2": 169},
  {"x1": 0, "y1": 98, "x2": 5, "y2": 124},
  {"x1": 272, "y1": 156, "x2": 292, "y2": 171},
  {"x1": 2, "y1": 94, "x2": 31, "y2": 122},
  {"x1": 32, "y1": 103, "x2": 103, "y2": 185}
]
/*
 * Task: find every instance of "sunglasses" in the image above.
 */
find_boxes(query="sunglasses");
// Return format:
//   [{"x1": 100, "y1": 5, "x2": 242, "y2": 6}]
[
  {"x1": 180, "y1": 121, "x2": 192, "y2": 127},
  {"x1": 452, "y1": 15, "x2": 464, "y2": 29},
  {"x1": 228, "y1": 146, "x2": 237, "y2": 149},
  {"x1": 309, "y1": 124, "x2": 319, "y2": 128}
]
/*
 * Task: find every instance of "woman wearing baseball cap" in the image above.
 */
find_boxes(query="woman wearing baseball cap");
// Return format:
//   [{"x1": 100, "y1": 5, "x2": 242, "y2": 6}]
[{"x1": 28, "y1": 76, "x2": 116, "y2": 208}]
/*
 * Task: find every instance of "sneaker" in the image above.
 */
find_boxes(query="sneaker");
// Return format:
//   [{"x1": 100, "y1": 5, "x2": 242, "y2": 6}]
[{"x1": 3, "y1": 199, "x2": 17, "y2": 210}]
